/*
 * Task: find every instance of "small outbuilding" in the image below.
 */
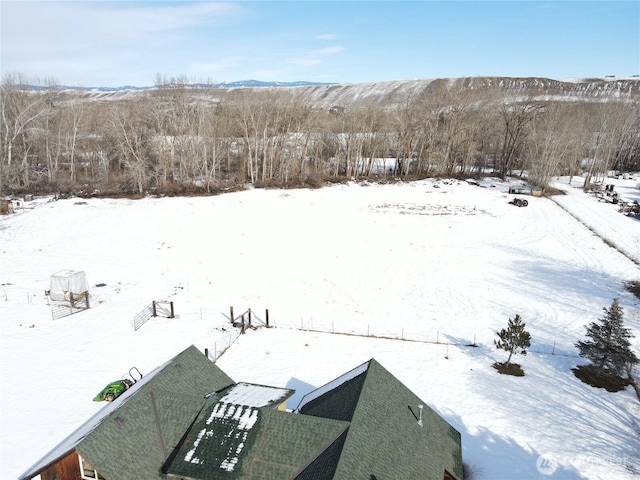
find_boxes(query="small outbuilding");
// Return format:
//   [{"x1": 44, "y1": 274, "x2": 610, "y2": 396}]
[{"x1": 49, "y1": 270, "x2": 89, "y2": 302}]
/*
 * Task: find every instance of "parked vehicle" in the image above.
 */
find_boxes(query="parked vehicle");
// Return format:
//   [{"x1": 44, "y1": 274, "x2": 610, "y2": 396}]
[
  {"x1": 509, "y1": 197, "x2": 528, "y2": 207},
  {"x1": 93, "y1": 379, "x2": 133, "y2": 402},
  {"x1": 93, "y1": 367, "x2": 142, "y2": 402}
]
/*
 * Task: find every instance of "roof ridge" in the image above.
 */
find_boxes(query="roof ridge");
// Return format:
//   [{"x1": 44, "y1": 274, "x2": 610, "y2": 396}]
[{"x1": 295, "y1": 359, "x2": 371, "y2": 412}]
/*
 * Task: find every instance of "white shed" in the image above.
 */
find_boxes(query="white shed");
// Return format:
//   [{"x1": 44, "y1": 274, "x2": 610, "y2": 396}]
[{"x1": 49, "y1": 270, "x2": 89, "y2": 302}]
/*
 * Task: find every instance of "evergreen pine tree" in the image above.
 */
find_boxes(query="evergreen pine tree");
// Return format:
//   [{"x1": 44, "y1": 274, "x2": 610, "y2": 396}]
[
  {"x1": 575, "y1": 298, "x2": 639, "y2": 376},
  {"x1": 494, "y1": 314, "x2": 531, "y2": 366}
]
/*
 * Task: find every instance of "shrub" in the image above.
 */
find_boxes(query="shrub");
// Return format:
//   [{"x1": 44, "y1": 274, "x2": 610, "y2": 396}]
[
  {"x1": 625, "y1": 280, "x2": 640, "y2": 301},
  {"x1": 572, "y1": 365, "x2": 631, "y2": 392},
  {"x1": 493, "y1": 362, "x2": 525, "y2": 377}
]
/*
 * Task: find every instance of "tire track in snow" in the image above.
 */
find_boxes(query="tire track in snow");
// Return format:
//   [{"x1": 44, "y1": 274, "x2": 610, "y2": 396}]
[
  {"x1": 541, "y1": 200, "x2": 606, "y2": 273},
  {"x1": 550, "y1": 196, "x2": 640, "y2": 267}
]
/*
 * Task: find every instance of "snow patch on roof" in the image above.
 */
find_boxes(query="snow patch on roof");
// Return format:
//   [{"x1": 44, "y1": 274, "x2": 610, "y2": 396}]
[
  {"x1": 184, "y1": 428, "x2": 209, "y2": 465},
  {"x1": 218, "y1": 382, "x2": 291, "y2": 407},
  {"x1": 205, "y1": 401, "x2": 257, "y2": 428},
  {"x1": 183, "y1": 402, "x2": 259, "y2": 472}
]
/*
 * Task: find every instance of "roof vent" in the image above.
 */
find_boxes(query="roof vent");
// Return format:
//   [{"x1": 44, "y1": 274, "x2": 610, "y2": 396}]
[{"x1": 417, "y1": 404, "x2": 424, "y2": 427}]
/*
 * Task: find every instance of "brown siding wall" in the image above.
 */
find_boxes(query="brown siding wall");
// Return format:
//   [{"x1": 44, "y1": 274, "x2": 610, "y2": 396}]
[
  {"x1": 444, "y1": 469, "x2": 458, "y2": 480},
  {"x1": 40, "y1": 450, "x2": 81, "y2": 480}
]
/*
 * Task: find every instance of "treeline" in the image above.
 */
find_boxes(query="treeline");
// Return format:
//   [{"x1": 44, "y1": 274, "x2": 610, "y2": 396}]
[{"x1": 1, "y1": 74, "x2": 639, "y2": 196}]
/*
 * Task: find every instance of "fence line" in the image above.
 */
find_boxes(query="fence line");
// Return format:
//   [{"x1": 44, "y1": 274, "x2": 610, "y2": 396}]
[
  {"x1": 198, "y1": 309, "x2": 583, "y2": 362},
  {"x1": 204, "y1": 306, "x2": 271, "y2": 362},
  {"x1": 292, "y1": 324, "x2": 580, "y2": 358},
  {"x1": 205, "y1": 328, "x2": 243, "y2": 363}
]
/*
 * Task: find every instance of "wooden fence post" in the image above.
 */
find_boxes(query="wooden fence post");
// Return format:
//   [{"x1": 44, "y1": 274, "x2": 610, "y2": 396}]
[
  {"x1": 241, "y1": 314, "x2": 245, "y2": 334},
  {"x1": 248, "y1": 309, "x2": 252, "y2": 328},
  {"x1": 230, "y1": 306, "x2": 234, "y2": 324},
  {"x1": 169, "y1": 301, "x2": 175, "y2": 318},
  {"x1": 266, "y1": 309, "x2": 269, "y2": 327},
  {"x1": 152, "y1": 301, "x2": 157, "y2": 317}
]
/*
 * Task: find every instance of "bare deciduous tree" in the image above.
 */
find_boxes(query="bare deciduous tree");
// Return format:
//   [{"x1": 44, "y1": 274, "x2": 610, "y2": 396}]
[{"x1": 2, "y1": 73, "x2": 638, "y2": 196}]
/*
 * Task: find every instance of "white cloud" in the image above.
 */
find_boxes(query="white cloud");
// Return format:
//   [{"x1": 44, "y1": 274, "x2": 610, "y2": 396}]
[
  {"x1": 313, "y1": 46, "x2": 344, "y2": 55},
  {"x1": 3, "y1": 2, "x2": 241, "y2": 50},
  {"x1": 88, "y1": 2, "x2": 242, "y2": 41},
  {"x1": 1, "y1": 2, "x2": 243, "y2": 84},
  {"x1": 288, "y1": 44, "x2": 343, "y2": 68}
]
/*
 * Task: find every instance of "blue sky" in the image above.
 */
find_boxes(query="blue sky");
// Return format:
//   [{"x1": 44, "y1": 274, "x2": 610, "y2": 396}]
[{"x1": 1, "y1": 1, "x2": 638, "y2": 87}]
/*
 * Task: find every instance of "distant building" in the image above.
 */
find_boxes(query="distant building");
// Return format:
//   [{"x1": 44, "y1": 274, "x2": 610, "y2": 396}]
[
  {"x1": 20, "y1": 346, "x2": 463, "y2": 480},
  {"x1": 0, "y1": 198, "x2": 14, "y2": 215}
]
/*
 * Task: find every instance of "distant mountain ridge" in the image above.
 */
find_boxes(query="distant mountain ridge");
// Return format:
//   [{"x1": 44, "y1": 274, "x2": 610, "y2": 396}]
[
  {"x1": 27, "y1": 79, "x2": 335, "y2": 92},
  {"x1": 24, "y1": 76, "x2": 640, "y2": 107}
]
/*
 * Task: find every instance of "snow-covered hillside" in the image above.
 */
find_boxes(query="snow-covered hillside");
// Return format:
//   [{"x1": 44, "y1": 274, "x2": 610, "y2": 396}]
[
  {"x1": 1, "y1": 176, "x2": 639, "y2": 479},
  {"x1": 59, "y1": 76, "x2": 640, "y2": 107},
  {"x1": 293, "y1": 76, "x2": 640, "y2": 109}
]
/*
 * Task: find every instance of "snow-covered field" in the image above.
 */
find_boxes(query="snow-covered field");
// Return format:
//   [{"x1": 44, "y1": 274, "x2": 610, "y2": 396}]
[{"x1": 1, "y1": 176, "x2": 639, "y2": 479}]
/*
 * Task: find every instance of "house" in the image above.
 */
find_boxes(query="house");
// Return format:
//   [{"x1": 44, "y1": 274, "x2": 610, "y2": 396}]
[{"x1": 20, "y1": 346, "x2": 463, "y2": 480}]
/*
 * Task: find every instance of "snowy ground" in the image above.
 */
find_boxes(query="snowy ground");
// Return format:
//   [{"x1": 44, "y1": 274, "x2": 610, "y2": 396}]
[{"x1": 1, "y1": 175, "x2": 639, "y2": 479}]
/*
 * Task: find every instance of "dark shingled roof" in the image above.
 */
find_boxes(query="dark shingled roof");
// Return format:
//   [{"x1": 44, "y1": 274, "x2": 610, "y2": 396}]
[
  {"x1": 165, "y1": 385, "x2": 349, "y2": 480},
  {"x1": 20, "y1": 345, "x2": 234, "y2": 480},
  {"x1": 293, "y1": 429, "x2": 348, "y2": 480},
  {"x1": 21, "y1": 351, "x2": 462, "y2": 480},
  {"x1": 295, "y1": 368, "x2": 366, "y2": 422},
  {"x1": 298, "y1": 359, "x2": 463, "y2": 480},
  {"x1": 247, "y1": 411, "x2": 347, "y2": 479}
]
